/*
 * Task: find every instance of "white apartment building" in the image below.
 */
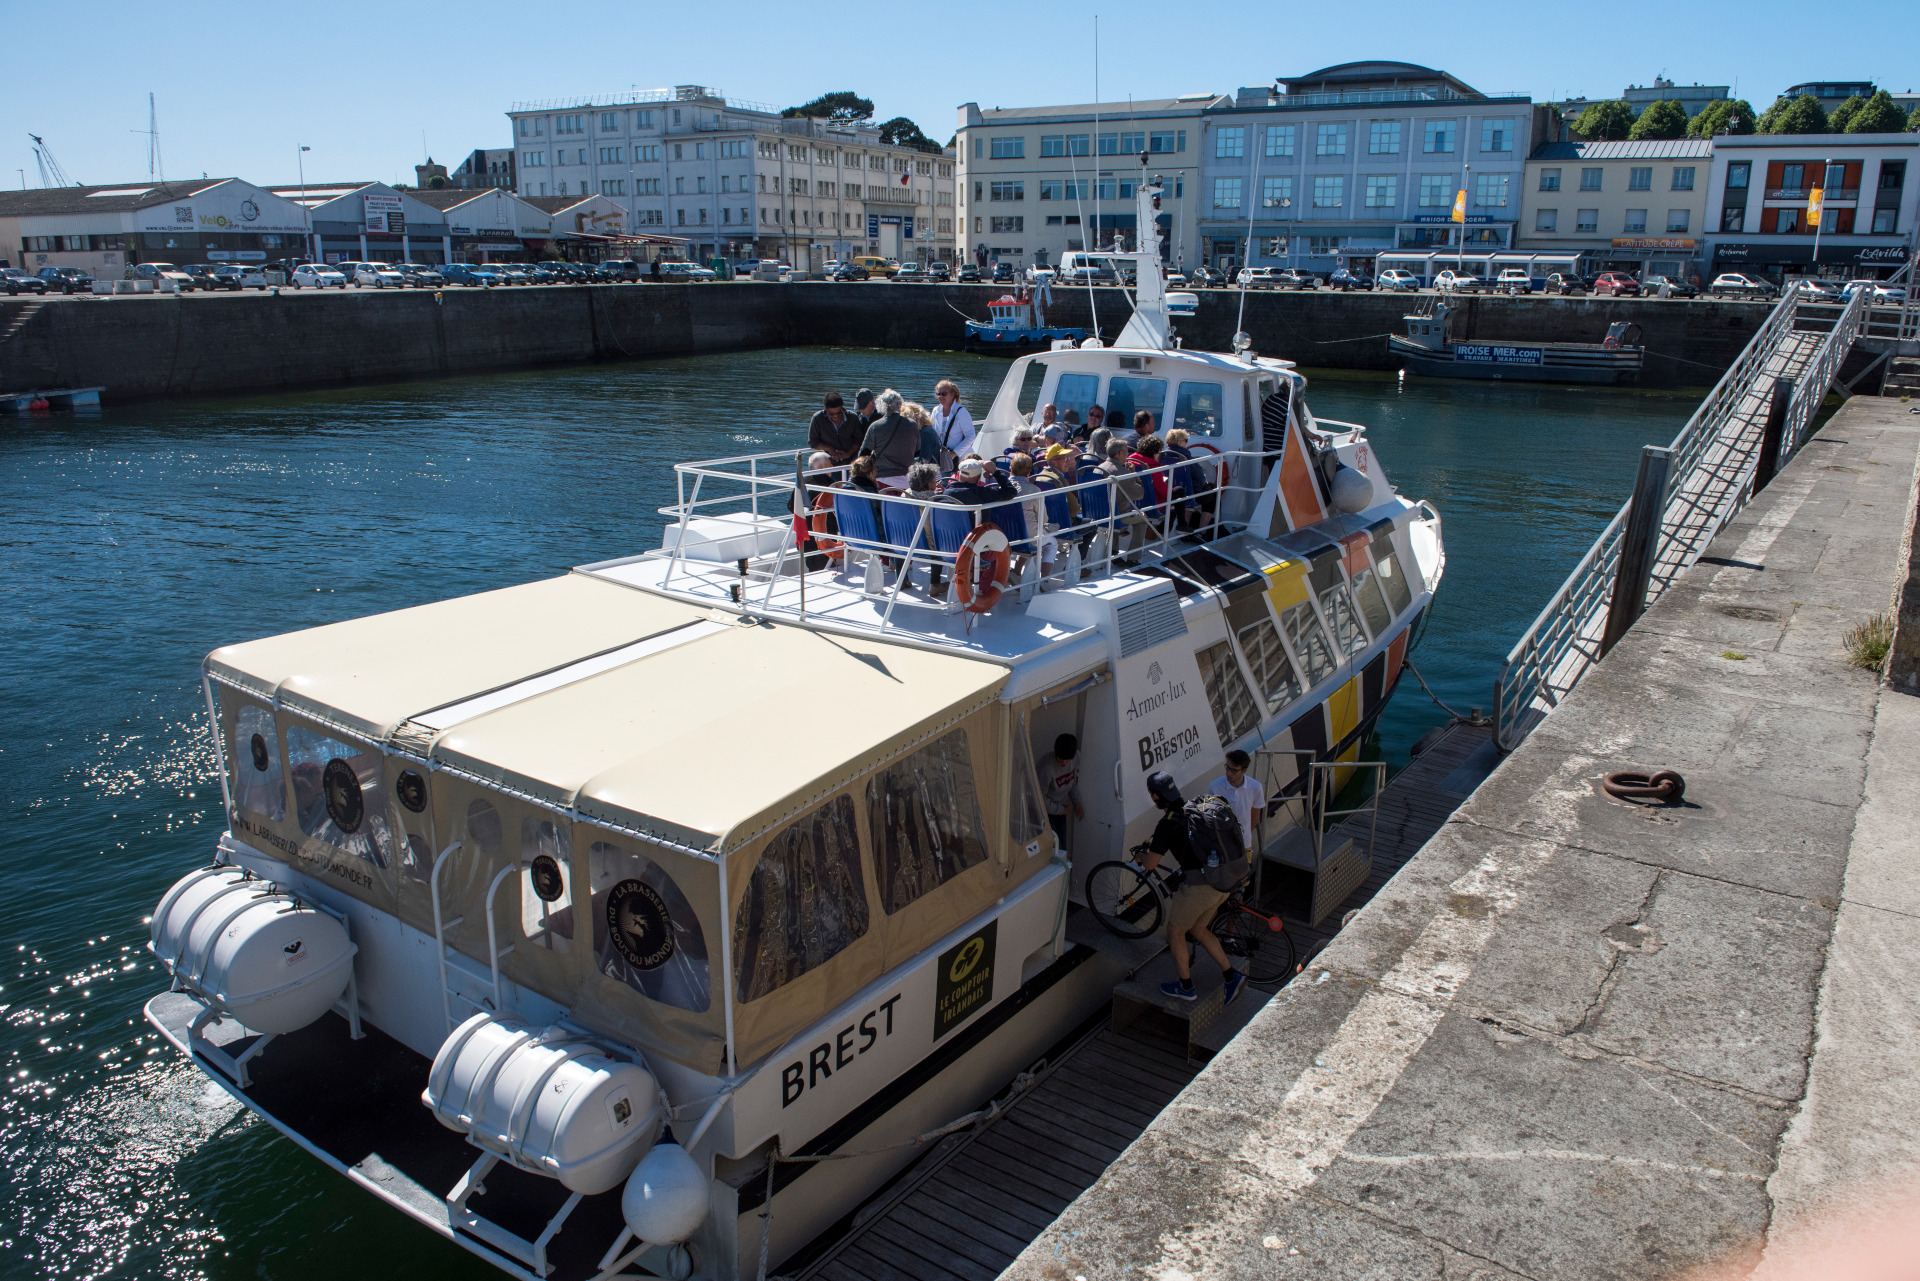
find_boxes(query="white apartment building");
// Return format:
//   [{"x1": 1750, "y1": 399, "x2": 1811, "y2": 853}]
[
  {"x1": 506, "y1": 86, "x2": 956, "y2": 266},
  {"x1": 953, "y1": 95, "x2": 1223, "y2": 272}
]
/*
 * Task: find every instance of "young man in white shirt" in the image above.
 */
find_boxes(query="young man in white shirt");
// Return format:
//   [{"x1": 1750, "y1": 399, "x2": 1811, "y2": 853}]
[
  {"x1": 932, "y1": 379, "x2": 976, "y2": 464},
  {"x1": 1209, "y1": 749, "x2": 1264, "y2": 857}
]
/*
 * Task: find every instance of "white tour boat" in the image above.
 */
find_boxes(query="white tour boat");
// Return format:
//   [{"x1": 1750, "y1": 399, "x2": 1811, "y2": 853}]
[{"x1": 145, "y1": 160, "x2": 1444, "y2": 1281}]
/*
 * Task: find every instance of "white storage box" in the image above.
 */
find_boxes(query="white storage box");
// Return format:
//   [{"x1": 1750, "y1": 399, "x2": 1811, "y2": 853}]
[
  {"x1": 424, "y1": 1014, "x2": 664, "y2": 1195},
  {"x1": 658, "y1": 513, "x2": 790, "y2": 563},
  {"x1": 149, "y1": 865, "x2": 358, "y2": 1035}
]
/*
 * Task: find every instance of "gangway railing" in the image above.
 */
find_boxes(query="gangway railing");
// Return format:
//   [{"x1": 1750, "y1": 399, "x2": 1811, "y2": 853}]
[{"x1": 1493, "y1": 276, "x2": 1877, "y2": 749}]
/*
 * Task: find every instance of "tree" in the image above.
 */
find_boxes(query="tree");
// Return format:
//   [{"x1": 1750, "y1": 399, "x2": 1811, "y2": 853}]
[
  {"x1": 1573, "y1": 99, "x2": 1634, "y2": 141},
  {"x1": 1843, "y1": 90, "x2": 1908, "y2": 133},
  {"x1": 879, "y1": 116, "x2": 941, "y2": 153},
  {"x1": 1688, "y1": 98, "x2": 1756, "y2": 138},
  {"x1": 1759, "y1": 94, "x2": 1828, "y2": 134},
  {"x1": 1911, "y1": 103, "x2": 1920, "y2": 132},
  {"x1": 1828, "y1": 94, "x2": 1865, "y2": 132},
  {"x1": 428, "y1": 174, "x2": 447, "y2": 189},
  {"x1": 1629, "y1": 99, "x2": 1689, "y2": 141},
  {"x1": 782, "y1": 92, "x2": 874, "y2": 123}
]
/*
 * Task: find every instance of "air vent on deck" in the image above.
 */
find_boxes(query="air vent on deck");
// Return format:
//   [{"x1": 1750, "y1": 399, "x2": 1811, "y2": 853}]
[
  {"x1": 1118, "y1": 356, "x2": 1144, "y2": 371},
  {"x1": 1115, "y1": 589, "x2": 1187, "y2": 657}
]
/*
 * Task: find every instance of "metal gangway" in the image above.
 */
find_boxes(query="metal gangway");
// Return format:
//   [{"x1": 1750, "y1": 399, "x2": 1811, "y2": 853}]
[{"x1": 1493, "y1": 263, "x2": 1911, "y2": 750}]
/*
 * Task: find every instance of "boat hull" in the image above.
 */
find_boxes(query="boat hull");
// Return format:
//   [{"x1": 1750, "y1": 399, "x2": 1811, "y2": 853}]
[
  {"x1": 964, "y1": 322, "x2": 1090, "y2": 354},
  {"x1": 1389, "y1": 334, "x2": 1642, "y2": 384}
]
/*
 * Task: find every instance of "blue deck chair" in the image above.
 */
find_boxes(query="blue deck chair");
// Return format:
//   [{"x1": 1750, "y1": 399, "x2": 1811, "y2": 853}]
[
  {"x1": 987, "y1": 500, "x2": 1032, "y2": 555},
  {"x1": 832, "y1": 490, "x2": 882, "y2": 558},
  {"x1": 928, "y1": 504, "x2": 975, "y2": 557},
  {"x1": 1075, "y1": 467, "x2": 1112, "y2": 524}
]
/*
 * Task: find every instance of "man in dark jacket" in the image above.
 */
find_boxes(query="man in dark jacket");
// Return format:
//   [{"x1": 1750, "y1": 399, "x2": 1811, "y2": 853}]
[
  {"x1": 940, "y1": 457, "x2": 1018, "y2": 506},
  {"x1": 1137, "y1": 771, "x2": 1244, "y2": 1005},
  {"x1": 808, "y1": 393, "x2": 864, "y2": 466}
]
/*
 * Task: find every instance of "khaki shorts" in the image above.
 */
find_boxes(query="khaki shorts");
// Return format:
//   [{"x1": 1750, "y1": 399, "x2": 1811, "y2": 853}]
[{"x1": 1165, "y1": 881, "x2": 1228, "y2": 936}]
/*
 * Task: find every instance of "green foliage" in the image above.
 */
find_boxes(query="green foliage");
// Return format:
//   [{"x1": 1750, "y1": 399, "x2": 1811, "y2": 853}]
[
  {"x1": 1574, "y1": 99, "x2": 1634, "y2": 140},
  {"x1": 1688, "y1": 99, "x2": 1757, "y2": 137},
  {"x1": 782, "y1": 92, "x2": 875, "y2": 123},
  {"x1": 1628, "y1": 99, "x2": 1689, "y2": 140},
  {"x1": 1843, "y1": 90, "x2": 1909, "y2": 133},
  {"x1": 1828, "y1": 95, "x2": 1866, "y2": 132},
  {"x1": 1911, "y1": 103, "x2": 1920, "y2": 132},
  {"x1": 879, "y1": 116, "x2": 941, "y2": 153},
  {"x1": 1760, "y1": 94, "x2": 1828, "y2": 134},
  {"x1": 428, "y1": 174, "x2": 447, "y2": 189},
  {"x1": 1844, "y1": 612, "x2": 1892, "y2": 671}
]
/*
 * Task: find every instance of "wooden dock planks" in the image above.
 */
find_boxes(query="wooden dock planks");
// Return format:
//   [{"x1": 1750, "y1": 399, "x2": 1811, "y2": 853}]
[{"x1": 796, "y1": 721, "x2": 1494, "y2": 1281}]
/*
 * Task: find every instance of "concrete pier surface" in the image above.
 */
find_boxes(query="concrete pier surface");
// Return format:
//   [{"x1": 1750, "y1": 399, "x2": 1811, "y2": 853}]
[{"x1": 999, "y1": 395, "x2": 1920, "y2": 1281}]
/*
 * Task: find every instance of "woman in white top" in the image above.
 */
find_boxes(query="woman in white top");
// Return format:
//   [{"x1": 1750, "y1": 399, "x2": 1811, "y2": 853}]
[{"x1": 932, "y1": 379, "x2": 976, "y2": 463}]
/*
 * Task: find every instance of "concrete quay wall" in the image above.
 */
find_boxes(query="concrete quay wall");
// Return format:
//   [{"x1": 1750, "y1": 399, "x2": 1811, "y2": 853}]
[
  {"x1": 1000, "y1": 396, "x2": 1920, "y2": 1281},
  {"x1": 0, "y1": 284, "x2": 1774, "y2": 403}
]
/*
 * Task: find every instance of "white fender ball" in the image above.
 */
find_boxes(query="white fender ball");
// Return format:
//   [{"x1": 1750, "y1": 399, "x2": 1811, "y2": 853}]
[
  {"x1": 622, "y1": 1143, "x2": 709, "y2": 1245},
  {"x1": 1329, "y1": 465, "x2": 1373, "y2": 514}
]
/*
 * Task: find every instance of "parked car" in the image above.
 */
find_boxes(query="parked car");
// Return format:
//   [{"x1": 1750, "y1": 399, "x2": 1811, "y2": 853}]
[
  {"x1": 990, "y1": 262, "x2": 1015, "y2": 283},
  {"x1": 348, "y1": 262, "x2": 407, "y2": 289},
  {"x1": 598, "y1": 260, "x2": 641, "y2": 282},
  {"x1": 1592, "y1": 272, "x2": 1642, "y2": 297},
  {"x1": 1023, "y1": 266, "x2": 1057, "y2": 286},
  {"x1": 850, "y1": 256, "x2": 897, "y2": 278},
  {"x1": 291, "y1": 263, "x2": 348, "y2": 289},
  {"x1": 829, "y1": 262, "x2": 869, "y2": 281},
  {"x1": 956, "y1": 263, "x2": 981, "y2": 283},
  {"x1": 2, "y1": 266, "x2": 50, "y2": 295},
  {"x1": 1162, "y1": 270, "x2": 1187, "y2": 289},
  {"x1": 1544, "y1": 272, "x2": 1590, "y2": 296},
  {"x1": 926, "y1": 261, "x2": 952, "y2": 282},
  {"x1": 1328, "y1": 268, "x2": 1374, "y2": 291},
  {"x1": 1495, "y1": 269, "x2": 1533, "y2": 296},
  {"x1": 894, "y1": 262, "x2": 925, "y2": 282},
  {"x1": 657, "y1": 261, "x2": 716, "y2": 282},
  {"x1": 1709, "y1": 272, "x2": 1777, "y2": 300},
  {"x1": 1186, "y1": 265, "x2": 1227, "y2": 288},
  {"x1": 1236, "y1": 267, "x2": 1280, "y2": 289},
  {"x1": 399, "y1": 264, "x2": 445, "y2": 288},
  {"x1": 1376, "y1": 268, "x2": 1421, "y2": 292},
  {"x1": 211, "y1": 264, "x2": 267, "y2": 291},
  {"x1": 1643, "y1": 274, "x2": 1699, "y2": 299},
  {"x1": 1842, "y1": 279, "x2": 1907, "y2": 304},
  {"x1": 180, "y1": 264, "x2": 222, "y2": 291},
  {"x1": 439, "y1": 264, "x2": 496, "y2": 286},
  {"x1": 125, "y1": 262, "x2": 196, "y2": 290},
  {"x1": 1433, "y1": 269, "x2": 1490, "y2": 293},
  {"x1": 36, "y1": 266, "x2": 94, "y2": 294}
]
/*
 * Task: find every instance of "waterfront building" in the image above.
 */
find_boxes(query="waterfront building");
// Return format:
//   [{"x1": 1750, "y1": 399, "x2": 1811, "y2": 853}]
[
  {"x1": 1518, "y1": 138, "x2": 1713, "y2": 282},
  {"x1": 262, "y1": 182, "x2": 454, "y2": 265},
  {"x1": 1703, "y1": 132, "x2": 1918, "y2": 282},
  {"x1": 505, "y1": 86, "x2": 957, "y2": 268},
  {"x1": 409, "y1": 188, "x2": 565, "y2": 263},
  {"x1": 452, "y1": 148, "x2": 516, "y2": 191},
  {"x1": 0, "y1": 178, "x2": 315, "y2": 276},
  {"x1": 953, "y1": 94, "x2": 1220, "y2": 273},
  {"x1": 1196, "y1": 63, "x2": 1533, "y2": 278}
]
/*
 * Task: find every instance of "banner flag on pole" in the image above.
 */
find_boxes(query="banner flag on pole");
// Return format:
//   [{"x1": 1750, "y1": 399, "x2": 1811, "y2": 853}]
[{"x1": 1451, "y1": 189, "x2": 1468, "y2": 223}]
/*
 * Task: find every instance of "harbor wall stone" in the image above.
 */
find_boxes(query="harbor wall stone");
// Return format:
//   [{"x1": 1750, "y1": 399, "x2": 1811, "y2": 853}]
[{"x1": 0, "y1": 283, "x2": 1781, "y2": 403}]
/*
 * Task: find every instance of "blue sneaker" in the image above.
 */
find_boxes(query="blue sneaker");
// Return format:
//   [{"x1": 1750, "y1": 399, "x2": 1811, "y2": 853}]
[
  {"x1": 1223, "y1": 969, "x2": 1246, "y2": 1005},
  {"x1": 1160, "y1": 979, "x2": 1198, "y2": 1002}
]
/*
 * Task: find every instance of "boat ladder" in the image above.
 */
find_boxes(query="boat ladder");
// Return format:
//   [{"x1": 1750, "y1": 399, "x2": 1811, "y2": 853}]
[{"x1": 429, "y1": 841, "x2": 519, "y2": 1034}]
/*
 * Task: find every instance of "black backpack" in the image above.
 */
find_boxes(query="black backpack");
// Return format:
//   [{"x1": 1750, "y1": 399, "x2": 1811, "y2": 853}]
[{"x1": 1183, "y1": 795, "x2": 1249, "y2": 891}]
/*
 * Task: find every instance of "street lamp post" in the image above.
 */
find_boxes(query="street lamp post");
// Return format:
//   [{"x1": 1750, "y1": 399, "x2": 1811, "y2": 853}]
[{"x1": 298, "y1": 145, "x2": 312, "y2": 263}]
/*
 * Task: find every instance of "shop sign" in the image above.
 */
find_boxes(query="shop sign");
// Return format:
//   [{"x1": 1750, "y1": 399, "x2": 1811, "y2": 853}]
[
  {"x1": 477, "y1": 242, "x2": 521, "y2": 252},
  {"x1": 867, "y1": 215, "x2": 880, "y2": 239},
  {"x1": 1612, "y1": 237, "x2": 1696, "y2": 251},
  {"x1": 1713, "y1": 241, "x2": 1908, "y2": 266},
  {"x1": 903, "y1": 217, "x2": 914, "y2": 239},
  {"x1": 1412, "y1": 214, "x2": 1492, "y2": 224},
  {"x1": 363, "y1": 192, "x2": 404, "y2": 234}
]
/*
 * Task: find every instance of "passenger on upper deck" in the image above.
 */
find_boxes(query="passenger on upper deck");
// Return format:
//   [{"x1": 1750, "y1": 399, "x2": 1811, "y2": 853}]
[
  {"x1": 1085, "y1": 403, "x2": 1108, "y2": 441},
  {"x1": 1061, "y1": 409, "x2": 1085, "y2": 441},
  {"x1": 1032, "y1": 402, "x2": 1060, "y2": 441},
  {"x1": 860, "y1": 389, "x2": 928, "y2": 483},
  {"x1": 808, "y1": 393, "x2": 865, "y2": 465},
  {"x1": 1007, "y1": 452, "x2": 1054, "y2": 571},
  {"x1": 941, "y1": 457, "x2": 1016, "y2": 507},
  {"x1": 1162, "y1": 427, "x2": 1209, "y2": 529},
  {"x1": 844, "y1": 455, "x2": 885, "y2": 493},
  {"x1": 901, "y1": 401, "x2": 942, "y2": 467},
  {"x1": 1129, "y1": 425, "x2": 1169, "y2": 514},
  {"x1": 932, "y1": 379, "x2": 976, "y2": 464},
  {"x1": 1036, "y1": 445, "x2": 1082, "y2": 523},
  {"x1": 1005, "y1": 428, "x2": 1040, "y2": 463},
  {"x1": 1097, "y1": 439, "x2": 1152, "y2": 556},
  {"x1": 904, "y1": 462, "x2": 943, "y2": 499}
]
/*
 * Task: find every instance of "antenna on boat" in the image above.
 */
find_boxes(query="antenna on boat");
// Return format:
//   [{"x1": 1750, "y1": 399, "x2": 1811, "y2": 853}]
[
  {"x1": 1086, "y1": 13, "x2": 1101, "y2": 336},
  {"x1": 1234, "y1": 95, "x2": 1264, "y2": 349}
]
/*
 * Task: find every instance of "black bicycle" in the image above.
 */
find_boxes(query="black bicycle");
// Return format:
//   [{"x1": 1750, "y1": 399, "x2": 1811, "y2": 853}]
[{"x1": 1085, "y1": 847, "x2": 1297, "y2": 983}]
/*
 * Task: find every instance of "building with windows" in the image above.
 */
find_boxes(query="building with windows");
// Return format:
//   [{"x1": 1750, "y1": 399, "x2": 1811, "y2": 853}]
[
  {"x1": 1518, "y1": 138, "x2": 1713, "y2": 280},
  {"x1": 263, "y1": 182, "x2": 459, "y2": 264},
  {"x1": 451, "y1": 149, "x2": 516, "y2": 191},
  {"x1": 1557, "y1": 78, "x2": 1729, "y2": 128},
  {"x1": 1195, "y1": 64, "x2": 1533, "y2": 278},
  {"x1": 507, "y1": 86, "x2": 956, "y2": 268},
  {"x1": 0, "y1": 178, "x2": 317, "y2": 276},
  {"x1": 953, "y1": 95, "x2": 1221, "y2": 273},
  {"x1": 1704, "y1": 132, "x2": 1918, "y2": 282},
  {"x1": 410, "y1": 188, "x2": 560, "y2": 262}
]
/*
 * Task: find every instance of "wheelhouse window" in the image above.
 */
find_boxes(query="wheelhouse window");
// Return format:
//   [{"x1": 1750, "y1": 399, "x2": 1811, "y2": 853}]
[
  {"x1": 733, "y1": 794, "x2": 868, "y2": 1002},
  {"x1": 867, "y1": 729, "x2": 990, "y2": 914},
  {"x1": 1105, "y1": 377, "x2": 1167, "y2": 430},
  {"x1": 1196, "y1": 641, "x2": 1261, "y2": 743},
  {"x1": 1171, "y1": 381, "x2": 1225, "y2": 438},
  {"x1": 231, "y1": 704, "x2": 285, "y2": 821},
  {"x1": 590, "y1": 840, "x2": 711, "y2": 1012},
  {"x1": 1052, "y1": 372, "x2": 1101, "y2": 423},
  {"x1": 286, "y1": 724, "x2": 392, "y2": 866}
]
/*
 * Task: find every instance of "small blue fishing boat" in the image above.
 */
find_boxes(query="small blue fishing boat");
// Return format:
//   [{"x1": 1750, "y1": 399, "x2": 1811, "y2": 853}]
[{"x1": 964, "y1": 288, "x2": 1089, "y2": 351}]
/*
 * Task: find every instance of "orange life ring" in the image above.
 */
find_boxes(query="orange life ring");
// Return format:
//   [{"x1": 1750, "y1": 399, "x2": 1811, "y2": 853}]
[
  {"x1": 1188, "y1": 441, "x2": 1224, "y2": 489},
  {"x1": 954, "y1": 522, "x2": 1011, "y2": 614},
  {"x1": 809, "y1": 491, "x2": 843, "y2": 561}
]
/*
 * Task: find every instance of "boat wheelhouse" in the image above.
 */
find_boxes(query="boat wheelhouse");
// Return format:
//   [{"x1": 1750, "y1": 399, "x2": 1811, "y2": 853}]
[{"x1": 145, "y1": 162, "x2": 1445, "y2": 1281}]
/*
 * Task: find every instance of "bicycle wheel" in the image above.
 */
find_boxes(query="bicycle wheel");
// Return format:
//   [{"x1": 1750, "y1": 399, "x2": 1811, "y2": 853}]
[
  {"x1": 1213, "y1": 905, "x2": 1297, "y2": 984},
  {"x1": 1085, "y1": 861, "x2": 1164, "y2": 939}
]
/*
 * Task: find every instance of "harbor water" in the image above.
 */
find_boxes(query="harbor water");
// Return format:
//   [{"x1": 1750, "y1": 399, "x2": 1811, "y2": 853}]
[{"x1": 0, "y1": 349, "x2": 1692, "y2": 1279}]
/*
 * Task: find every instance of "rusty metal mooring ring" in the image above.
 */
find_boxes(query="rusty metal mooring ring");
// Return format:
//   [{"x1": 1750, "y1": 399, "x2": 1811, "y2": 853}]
[{"x1": 1603, "y1": 770, "x2": 1686, "y2": 804}]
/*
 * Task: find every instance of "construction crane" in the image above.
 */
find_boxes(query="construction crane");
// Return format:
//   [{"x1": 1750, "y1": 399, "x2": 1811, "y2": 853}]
[{"x1": 29, "y1": 133, "x2": 74, "y2": 188}]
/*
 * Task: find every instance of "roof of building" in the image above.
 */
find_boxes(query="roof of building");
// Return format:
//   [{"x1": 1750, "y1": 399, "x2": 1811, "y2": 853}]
[
  {"x1": 1530, "y1": 138, "x2": 1714, "y2": 161},
  {"x1": 0, "y1": 178, "x2": 232, "y2": 217},
  {"x1": 973, "y1": 94, "x2": 1228, "y2": 122},
  {"x1": 522, "y1": 196, "x2": 588, "y2": 214},
  {"x1": 1280, "y1": 61, "x2": 1479, "y2": 97},
  {"x1": 403, "y1": 188, "x2": 498, "y2": 211}
]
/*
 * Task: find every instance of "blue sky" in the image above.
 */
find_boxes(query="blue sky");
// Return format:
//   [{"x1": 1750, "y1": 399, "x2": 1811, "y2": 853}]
[{"x1": 4, "y1": 0, "x2": 1914, "y2": 190}]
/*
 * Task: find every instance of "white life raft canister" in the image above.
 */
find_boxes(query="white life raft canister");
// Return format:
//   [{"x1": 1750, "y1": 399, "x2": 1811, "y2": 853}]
[
  {"x1": 149, "y1": 864, "x2": 358, "y2": 1036},
  {"x1": 424, "y1": 1013, "x2": 665, "y2": 1196}
]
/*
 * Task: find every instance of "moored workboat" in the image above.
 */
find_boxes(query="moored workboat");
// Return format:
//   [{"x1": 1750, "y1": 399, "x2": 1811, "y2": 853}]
[
  {"x1": 144, "y1": 159, "x2": 1444, "y2": 1281},
  {"x1": 962, "y1": 284, "x2": 1090, "y2": 351},
  {"x1": 1390, "y1": 298, "x2": 1644, "y2": 383}
]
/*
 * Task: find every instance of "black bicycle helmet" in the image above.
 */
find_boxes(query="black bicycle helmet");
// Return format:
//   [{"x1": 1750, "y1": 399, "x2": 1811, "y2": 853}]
[{"x1": 1146, "y1": 771, "x2": 1183, "y2": 810}]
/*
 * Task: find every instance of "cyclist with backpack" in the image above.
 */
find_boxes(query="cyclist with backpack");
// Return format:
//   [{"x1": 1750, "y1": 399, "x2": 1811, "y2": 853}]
[{"x1": 1137, "y1": 770, "x2": 1248, "y2": 1005}]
